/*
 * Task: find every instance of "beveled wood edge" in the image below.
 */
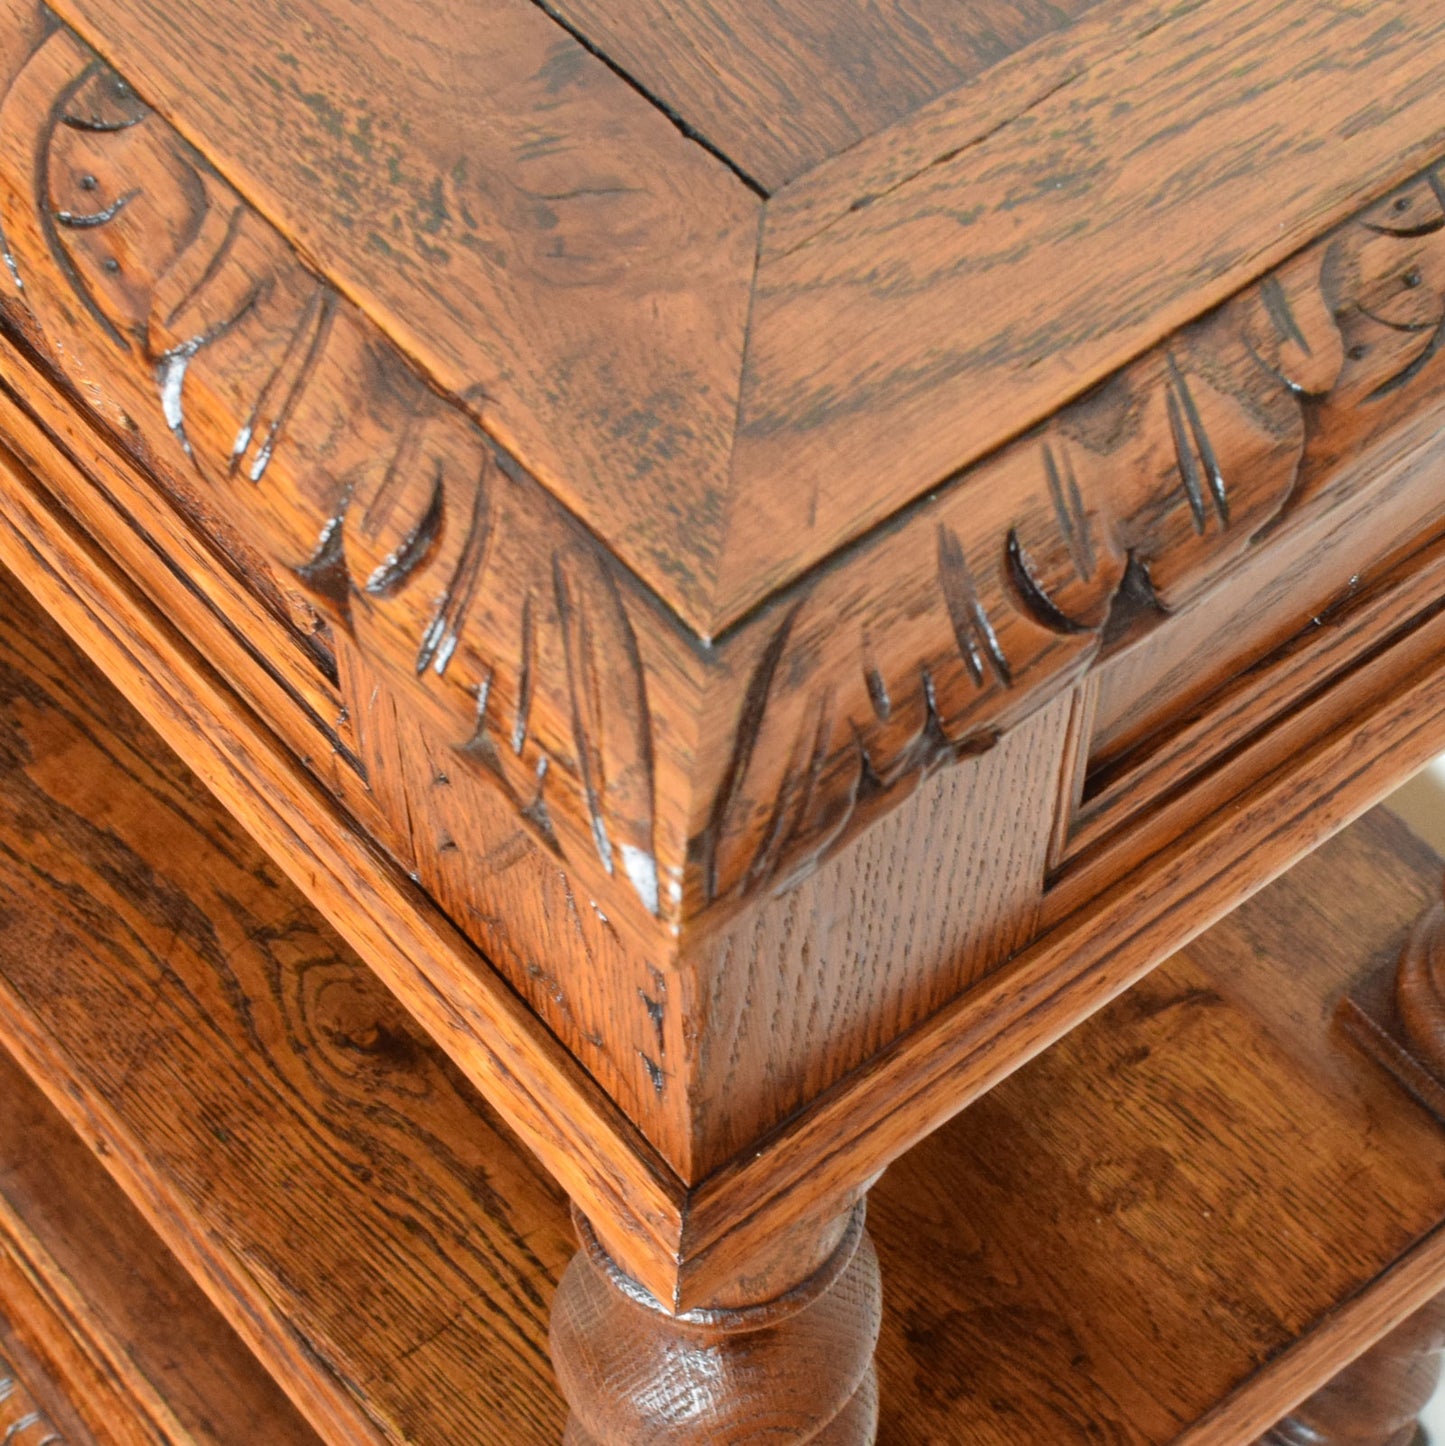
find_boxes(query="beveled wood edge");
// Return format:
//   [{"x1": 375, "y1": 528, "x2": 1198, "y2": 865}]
[
  {"x1": 1178, "y1": 1224, "x2": 1445, "y2": 1446},
  {"x1": 0, "y1": 436, "x2": 692, "y2": 1306},
  {"x1": 9, "y1": 2, "x2": 1445, "y2": 943},
  {"x1": 0, "y1": 1183, "x2": 186, "y2": 1446},
  {"x1": 676, "y1": 569, "x2": 1445, "y2": 1302}
]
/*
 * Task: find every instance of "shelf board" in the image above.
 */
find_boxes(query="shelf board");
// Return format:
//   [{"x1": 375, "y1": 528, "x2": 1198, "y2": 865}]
[
  {"x1": 0, "y1": 559, "x2": 1442, "y2": 1443},
  {"x1": 0, "y1": 1047, "x2": 317, "y2": 1446}
]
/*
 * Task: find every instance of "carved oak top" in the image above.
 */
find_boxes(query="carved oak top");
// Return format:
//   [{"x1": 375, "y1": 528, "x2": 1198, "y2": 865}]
[
  {"x1": 5, "y1": 0, "x2": 1445, "y2": 957},
  {"x1": 30, "y1": 0, "x2": 1445, "y2": 635}
]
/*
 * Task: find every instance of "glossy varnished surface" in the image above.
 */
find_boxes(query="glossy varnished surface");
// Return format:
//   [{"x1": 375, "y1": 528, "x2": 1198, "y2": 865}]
[
  {"x1": 0, "y1": 558, "x2": 1442, "y2": 1440},
  {"x1": 0, "y1": 570, "x2": 575, "y2": 1445}
]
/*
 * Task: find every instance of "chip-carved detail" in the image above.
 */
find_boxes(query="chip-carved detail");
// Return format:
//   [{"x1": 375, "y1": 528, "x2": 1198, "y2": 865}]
[
  {"x1": 3, "y1": 18, "x2": 1445, "y2": 929},
  {"x1": 694, "y1": 170, "x2": 1445, "y2": 903}
]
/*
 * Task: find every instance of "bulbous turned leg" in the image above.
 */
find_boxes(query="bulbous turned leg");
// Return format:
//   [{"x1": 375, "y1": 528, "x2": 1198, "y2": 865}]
[
  {"x1": 1257, "y1": 1294, "x2": 1445, "y2": 1445},
  {"x1": 550, "y1": 1201, "x2": 881, "y2": 1444},
  {"x1": 1397, "y1": 896, "x2": 1445, "y2": 1074},
  {"x1": 1339, "y1": 880, "x2": 1445, "y2": 1121}
]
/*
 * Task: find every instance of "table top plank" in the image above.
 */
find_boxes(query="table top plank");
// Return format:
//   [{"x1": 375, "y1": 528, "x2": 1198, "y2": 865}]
[
  {"x1": 537, "y1": 0, "x2": 1108, "y2": 193},
  {"x1": 32, "y1": 0, "x2": 1445, "y2": 635},
  {"x1": 726, "y1": 0, "x2": 1445, "y2": 621},
  {"x1": 44, "y1": 0, "x2": 761, "y2": 631}
]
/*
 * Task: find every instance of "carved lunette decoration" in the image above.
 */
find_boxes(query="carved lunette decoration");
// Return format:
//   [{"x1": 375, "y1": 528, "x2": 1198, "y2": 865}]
[{"x1": 2, "y1": 16, "x2": 1445, "y2": 940}]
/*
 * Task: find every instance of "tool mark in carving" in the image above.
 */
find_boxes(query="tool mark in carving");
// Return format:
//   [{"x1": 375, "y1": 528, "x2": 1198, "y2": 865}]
[
  {"x1": 1367, "y1": 174, "x2": 1445, "y2": 237},
  {"x1": 1259, "y1": 275, "x2": 1311, "y2": 354},
  {"x1": 230, "y1": 287, "x2": 335, "y2": 483},
  {"x1": 554, "y1": 551, "x2": 659, "y2": 913},
  {"x1": 154, "y1": 281, "x2": 264, "y2": 457},
  {"x1": 1042, "y1": 441, "x2": 1094, "y2": 581},
  {"x1": 864, "y1": 661, "x2": 891, "y2": 721},
  {"x1": 162, "y1": 202, "x2": 246, "y2": 328},
  {"x1": 520, "y1": 754, "x2": 559, "y2": 851},
  {"x1": 509, "y1": 592, "x2": 535, "y2": 750},
  {"x1": 1354, "y1": 299, "x2": 1437, "y2": 336},
  {"x1": 1006, "y1": 529, "x2": 1095, "y2": 636},
  {"x1": 554, "y1": 556, "x2": 614, "y2": 877},
  {"x1": 640, "y1": 967, "x2": 666, "y2": 1055},
  {"x1": 62, "y1": 73, "x2": 146, "y2": 133},
  {"x1": 366, "y1": 461, "x2": 445, "y2": 595},
  {"x1": 1165, "y1": 355, "x2": 1228, "y2": 531},
  {"x1": 296, "y1": 500, "x2": 354, "y2": 621},
  {"x1": 360, "y1": 407, "x2": 423, "y2": 542},
  {"x1": 53, "y1": 187, "x2": 138, "y2": 229},
  {"x1": 937, "y1": 524, "x2": 1011, "y2": 688},
  {"x1": 699, "y1": 599, "x2": 805, "y2": 902},
  {"x1": 37, "y1": 62, "x2": 130, "y2": 349},
  {"x1": 1363, "y1": 312, "x2": 1445, "y2": 402},
  {"x1": 746, "y1": 686, "x2": 835, "y2": 894},
  {"x1": 417, "y1": 474, "x2": 492, "y2": 677},
  {"x1": 639, "y1": 1052, "x2": 667, "y2": 1096}
]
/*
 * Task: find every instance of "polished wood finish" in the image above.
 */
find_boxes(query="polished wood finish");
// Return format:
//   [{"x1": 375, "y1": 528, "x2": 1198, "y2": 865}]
[
  {"x1": 3, "y1": 0, "x2": 1445, "y2": 1432},
  {"x1": 0, "y1": 1050, "x2": 319, "y2": 1446},
  {"x1": 0, "y1": 555, "x2": 1441, "y2": 1441},
  {"x1": 0, "y1": 570, "x2": 575, "y2": 1445},
  {"x1": 1257, "y1": 1293, "x2": 1445, "y2": 1446},
  {"x1": 3, "y1": 0, "x2": 1445, "y2": 1283}
]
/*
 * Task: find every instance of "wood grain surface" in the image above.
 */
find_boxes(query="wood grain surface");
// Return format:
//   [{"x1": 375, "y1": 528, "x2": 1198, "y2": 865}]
[
  {"x1": 871, "y1": 808, "x2": 1445, "y2": 1445},
  {"x1": 39, "y1": 0, "x2": 759, "y2": 633},
  {"x1": 0, "y1": 567, "x2": 577, "y2": 1445},
  {"x1": 14, "y1": 0, "x2": 1445, "y2": 644},
  {"x1": 732, "y1": 0, "x2": 1445, "y2": 616},
  {"x1": 7, "y1": 0, "x2": 1445, "y2": 958},
  {"x1": 0, "y1": 1049, "x2": 319, "y2": 1446},
  {"x1": 537, "y1": 0, "x2": 1108, "y2": 191},
  {"x1": 0, "y1": 565, "x2": 1441, "y2": 1441}
]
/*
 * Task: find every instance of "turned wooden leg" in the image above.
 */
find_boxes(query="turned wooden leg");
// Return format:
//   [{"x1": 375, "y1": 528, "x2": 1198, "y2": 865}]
[
  {"x1": 1396, "y1": 894, "x2": 1445, "y2": 1074},
  {"x1": 550, "y1": 1201, "x2": 881, "y2": 1444},
  {"x1": 1340, "y1": 878, "x2": 1445, "y2": 1120},
  {"x1": 1258, "y1": 1294, "x2": 1445, "y2": 1445}
]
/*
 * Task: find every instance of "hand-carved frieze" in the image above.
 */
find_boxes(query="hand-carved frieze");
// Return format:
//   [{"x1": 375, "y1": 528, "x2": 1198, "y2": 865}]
[
  {"x1": 0, "y1": 25, "x2": 670, "y2": 930},
  {"x1": 3, "y1": 16, "x2": 1445, "y2": 937},
  {"x1": 692, "y1": 175, "x2": 1445, "y2": 906}
]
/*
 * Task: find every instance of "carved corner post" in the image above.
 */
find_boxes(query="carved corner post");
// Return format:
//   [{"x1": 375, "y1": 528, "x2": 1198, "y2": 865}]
[
  {"x1": 1257, "y1": 1293, "x2": 1445, "y2": 1446},
  {"x1": 550, "y1": 1204, "x2": 881, "y2": 1445}
]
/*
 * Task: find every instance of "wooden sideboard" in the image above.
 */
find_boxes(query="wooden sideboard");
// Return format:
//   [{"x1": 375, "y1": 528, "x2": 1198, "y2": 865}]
[{"x1": 2, "y1": 0, "x2": 1445, "y2": 1439}]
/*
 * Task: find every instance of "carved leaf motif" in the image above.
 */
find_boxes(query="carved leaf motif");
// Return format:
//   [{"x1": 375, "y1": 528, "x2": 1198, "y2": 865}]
[
  {"x1": 553, "y1": 544, "x2": 659, "y2": 915},
  {"x1": 694, "y1": 198, "x2": 1442, "y2": 905},
  {"x1": 6, "y1": 16, "x2": 1445, "y2": 924}
]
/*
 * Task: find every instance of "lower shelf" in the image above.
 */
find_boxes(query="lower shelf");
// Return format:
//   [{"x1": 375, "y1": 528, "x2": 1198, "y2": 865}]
[{"x1": 0, "y1": 563, "x2": 1442, "y2": 1444}]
